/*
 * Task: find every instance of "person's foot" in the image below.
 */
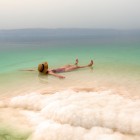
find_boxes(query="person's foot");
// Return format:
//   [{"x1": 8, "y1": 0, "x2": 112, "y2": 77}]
[
  {"x1": 75, "y1": 58, "x2": 79, "y2": 65},
  {"x1": 88, "y1": 60, "x2": 93, "y2": 66}
]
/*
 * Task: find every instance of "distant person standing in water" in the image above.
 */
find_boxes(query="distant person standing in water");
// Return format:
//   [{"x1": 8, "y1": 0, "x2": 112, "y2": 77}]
[{"x1": 37, "y1": 59, "x2": 93, "y2": 79}]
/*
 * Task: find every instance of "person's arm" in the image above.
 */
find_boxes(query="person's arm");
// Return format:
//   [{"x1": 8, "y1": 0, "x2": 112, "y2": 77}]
[
  {"x1": 19, "y1": 67, "x2": 37, "y2": 71},
  {"x1": 48, "y1": 71, "x2": 65, "y2": 79},
  {"x1": 19, "y1": 69, "x2": 35, "y2": 71}
]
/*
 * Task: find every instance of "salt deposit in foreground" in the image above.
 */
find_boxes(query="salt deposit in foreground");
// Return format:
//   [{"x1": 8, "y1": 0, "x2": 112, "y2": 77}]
[{"x1": 0, "y1": 89, "x2": 140, "y2": 140}]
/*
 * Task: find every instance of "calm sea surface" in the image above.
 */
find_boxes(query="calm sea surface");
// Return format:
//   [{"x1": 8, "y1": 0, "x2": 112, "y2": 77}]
[
  {"x1": 0, "y1": 36, "x2": 140, "y2": 140},
  {"x1": 0, "y1": 37, "x2": 140, "y2": 96}
]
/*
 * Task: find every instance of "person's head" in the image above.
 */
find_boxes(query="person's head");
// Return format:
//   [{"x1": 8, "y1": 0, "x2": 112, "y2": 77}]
[{"x1": 38, "y1": 62, "x2": 48, "y2": 74}]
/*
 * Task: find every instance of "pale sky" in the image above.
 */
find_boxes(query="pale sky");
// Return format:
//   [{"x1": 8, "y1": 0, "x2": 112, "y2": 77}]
[{"x1": 0, "y1": 0, "x2": 140, "y2": 29}]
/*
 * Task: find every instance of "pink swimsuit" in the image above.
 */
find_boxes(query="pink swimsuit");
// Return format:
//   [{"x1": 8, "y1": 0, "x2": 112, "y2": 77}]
[{"x1": 52, "y1": 68, "x2": 65, "y2": 73}]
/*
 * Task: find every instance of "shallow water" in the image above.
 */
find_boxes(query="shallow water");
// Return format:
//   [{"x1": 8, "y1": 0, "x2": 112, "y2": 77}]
[{"x1": 0, "y1": 36, "x2": 140, "y2": 139}]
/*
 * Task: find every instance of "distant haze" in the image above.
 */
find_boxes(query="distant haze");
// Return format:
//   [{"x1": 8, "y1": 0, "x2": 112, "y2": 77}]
[
  {"x1": 0, "y1": 29, "x2": 140, "y2": 43},
  {"x1": 0, "y1": 0, "x2": 140, "y2": 29}
]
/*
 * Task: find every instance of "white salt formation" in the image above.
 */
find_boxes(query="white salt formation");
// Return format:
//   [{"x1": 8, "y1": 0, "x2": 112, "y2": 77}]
[{"x1": 0, "y1": 89, "x2": 140, "y2": 140}]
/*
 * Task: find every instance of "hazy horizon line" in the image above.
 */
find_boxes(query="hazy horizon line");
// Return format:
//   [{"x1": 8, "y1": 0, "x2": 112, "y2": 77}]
[{"x1": 0, "y1": 28, "x2": 140, "y2": 31}]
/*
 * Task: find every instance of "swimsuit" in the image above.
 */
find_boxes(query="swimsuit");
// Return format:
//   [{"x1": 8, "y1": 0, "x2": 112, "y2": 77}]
[{"x1": 52, "y1": 68, "x2": 65, "y2": 73}]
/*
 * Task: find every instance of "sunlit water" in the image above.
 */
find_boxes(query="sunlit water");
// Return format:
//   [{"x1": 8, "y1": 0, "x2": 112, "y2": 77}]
[{"x1": 0, "y1": 37, "x2": 140, "y2": 140}]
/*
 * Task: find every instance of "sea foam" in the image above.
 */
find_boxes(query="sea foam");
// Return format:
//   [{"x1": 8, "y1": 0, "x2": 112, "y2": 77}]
[{"x1": 0, "y1": 89, "x2": 140, "y2": 140}]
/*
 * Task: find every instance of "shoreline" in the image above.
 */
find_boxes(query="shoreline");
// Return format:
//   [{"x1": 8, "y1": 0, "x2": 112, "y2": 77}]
[{"x1": 0, "y1": 68, "x2": 140, "y2": 99}]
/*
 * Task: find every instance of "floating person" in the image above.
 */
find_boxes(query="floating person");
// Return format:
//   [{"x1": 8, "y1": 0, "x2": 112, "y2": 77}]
[{"x1": 37, "y1": 59, "x2": 93, "y2": 79}]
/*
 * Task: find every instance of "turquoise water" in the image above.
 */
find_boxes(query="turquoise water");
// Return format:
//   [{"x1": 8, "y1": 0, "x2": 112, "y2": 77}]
[
  {"x1": 0, "y1": 38, "x2": 140, "y2": 94},
  {"x1": 0, "y1": 38, "x2": 139, "y2": 97},
  {"x1": 0, "y1": 36, "x2": 140, "y2": 140},
  {"x1": 0, "y1": 40, "x2": 140, "y2": 73}
]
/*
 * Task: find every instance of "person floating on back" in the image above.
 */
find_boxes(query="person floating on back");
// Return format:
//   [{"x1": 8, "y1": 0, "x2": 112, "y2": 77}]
[{"x1": 38, "y1": 59, "x2": 93, "y2": 79}]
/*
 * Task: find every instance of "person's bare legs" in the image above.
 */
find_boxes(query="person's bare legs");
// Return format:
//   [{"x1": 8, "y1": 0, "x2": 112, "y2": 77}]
[
  {"x1": 60, "y1": 58, "x2": 79, "y2": 69},
  {"x1": 77, "y1": 60, "x2": 93, "y2": 68},
  {"x1": 75, "y1": 58, "x2": 79, "y2": 65},
  {"x1": 88, "y1": 60, "x2": 93, "y2": 66},
  {"x1": 65, "y1": 60, "x2": 93, "y2": 72}
]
